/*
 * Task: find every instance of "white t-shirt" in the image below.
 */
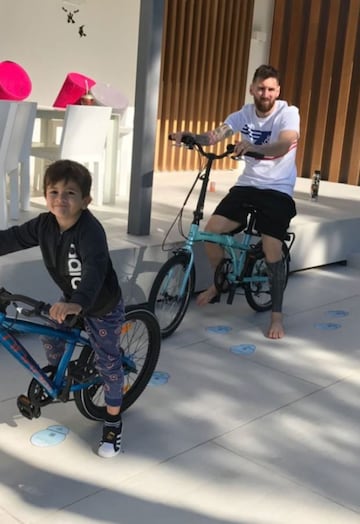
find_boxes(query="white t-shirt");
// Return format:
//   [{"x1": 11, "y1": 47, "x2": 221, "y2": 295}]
[{"x1": 224, "y1": 100, "x2": 300, "y2": 196}]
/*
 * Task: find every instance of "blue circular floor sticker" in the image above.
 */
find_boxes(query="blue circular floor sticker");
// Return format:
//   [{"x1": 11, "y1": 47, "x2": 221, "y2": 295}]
[
  {"x1": 314, "y1": 322, "x2": 341, "y2": 330},
  {"x1": 230, "y1": 344, "x2": 256, "y2": 355},
  {"x1": 149, "y1": 371, "x2": 170, "y2": 386},
  {"x1": 30, "y1": 425, "x2": 69, "y2": 447},
  {"x1": 326, "y1": 310, "x2": 349, "y2": 318},
  {"x1": 206, "y1": 325, "x2": 232, "y2": 334}
]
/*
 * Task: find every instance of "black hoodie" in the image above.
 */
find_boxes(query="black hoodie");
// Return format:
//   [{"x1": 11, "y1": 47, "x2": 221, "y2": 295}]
[{"x1": 0, "y1": 209, "x2": 121, "y2": 317}]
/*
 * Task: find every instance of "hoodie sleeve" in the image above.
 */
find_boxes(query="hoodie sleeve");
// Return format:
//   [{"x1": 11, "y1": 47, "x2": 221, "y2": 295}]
[
  {"x1": 0, "y1": 216, "x2": 41, "y2": 256},
  {"x1": 67, "y1": 215, "x2": 111, "y2": 312}
]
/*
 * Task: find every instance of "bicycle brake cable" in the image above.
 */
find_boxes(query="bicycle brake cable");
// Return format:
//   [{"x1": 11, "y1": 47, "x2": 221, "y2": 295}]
[{"x1": 161, "y1": 150, "x2": 205, "y2": 250}]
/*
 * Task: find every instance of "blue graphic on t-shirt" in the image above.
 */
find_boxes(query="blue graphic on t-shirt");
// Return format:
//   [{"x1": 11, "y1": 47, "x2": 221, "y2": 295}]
[{"x1": 242, "y1": 125, "x2": 271, "y2": 145}]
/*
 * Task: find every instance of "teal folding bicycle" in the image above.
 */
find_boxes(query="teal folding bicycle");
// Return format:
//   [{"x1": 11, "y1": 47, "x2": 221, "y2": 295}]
[{"x1": 149, "y1": 135, "x2": 295, "y2": 338}]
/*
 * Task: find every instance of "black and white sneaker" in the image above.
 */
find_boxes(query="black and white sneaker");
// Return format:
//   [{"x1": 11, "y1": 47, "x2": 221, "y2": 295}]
[{"x1": 98, "y1": 417, "x2": 122, "y2": 458}]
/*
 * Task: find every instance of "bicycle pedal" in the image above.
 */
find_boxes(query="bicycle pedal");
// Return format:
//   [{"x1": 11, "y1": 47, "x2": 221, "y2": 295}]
[
  {"x1": 17, "y1": 394, "x2": 41, "y2": 420},
  {"x1": 68, "y1": 361, "x2": 84, "y2": 381}
]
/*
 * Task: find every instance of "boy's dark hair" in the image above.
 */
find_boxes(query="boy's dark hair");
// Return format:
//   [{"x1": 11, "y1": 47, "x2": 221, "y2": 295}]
[
  {"x1": 252, "y1": 64, "x2": 280, "y2": 84},
  {"x1": 43, "y1": 159, "x2": 92, "y2": 197}
]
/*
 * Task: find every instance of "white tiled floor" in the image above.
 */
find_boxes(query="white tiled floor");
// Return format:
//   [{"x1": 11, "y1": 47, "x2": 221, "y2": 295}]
[
  {"x1": 1, "y1": 172, "x2": 360, "y2": 522},
  {"x1": 1, "y1": 263, "x2": 360, "y2": 523}
]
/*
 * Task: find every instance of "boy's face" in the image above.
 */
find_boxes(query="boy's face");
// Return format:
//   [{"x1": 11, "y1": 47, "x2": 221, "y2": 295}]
[{"x1": 45, "y1": 180, "x2": 91, "y2": 230}]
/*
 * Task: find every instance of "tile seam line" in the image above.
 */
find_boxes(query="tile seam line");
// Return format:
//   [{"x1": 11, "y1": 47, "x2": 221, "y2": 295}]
[
  {"x1": 211, "y1": 439, "x2": 360, "y2": 518},
  {"x1": 150, "y1": 374, "x2": 352, "y2": 468}
]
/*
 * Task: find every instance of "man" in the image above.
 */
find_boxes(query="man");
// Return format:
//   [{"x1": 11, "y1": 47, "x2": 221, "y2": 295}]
[{"x1": 172, "y1": 64, "x2": 299, "y2": 339}]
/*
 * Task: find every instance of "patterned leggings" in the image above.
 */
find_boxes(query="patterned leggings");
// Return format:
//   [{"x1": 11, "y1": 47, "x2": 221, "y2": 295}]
[{"x1": 41, "y1": 299, "x2": 126, "y2": 407}]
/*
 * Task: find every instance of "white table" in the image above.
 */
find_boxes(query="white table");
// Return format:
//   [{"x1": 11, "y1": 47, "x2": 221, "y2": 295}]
[{"x1": 33, "y1": 106, "x2": 132, "y2": 204}]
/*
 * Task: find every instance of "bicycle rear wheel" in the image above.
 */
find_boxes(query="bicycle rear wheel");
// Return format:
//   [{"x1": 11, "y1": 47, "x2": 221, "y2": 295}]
[
  {"x1": 148, "y1": 253, "x2": 195, "y2": 338},
  {"x1": 74, "y1": 306, "x2": 161, "y2": 421},
  {"x1": 244, "y1": 241, "x2": 290, "y2": 312}
]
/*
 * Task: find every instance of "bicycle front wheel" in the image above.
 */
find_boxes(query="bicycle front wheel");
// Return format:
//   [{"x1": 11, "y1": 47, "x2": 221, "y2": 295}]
[
  {"x1": 148, "y1": 253, "x2": 195, "y2": 338},
  {"x1": 74, "y1": 306, "x2": 161, "y2": 421},
  {"x1": 244, "y1": 241, "x2": 290, "y2": 312}
]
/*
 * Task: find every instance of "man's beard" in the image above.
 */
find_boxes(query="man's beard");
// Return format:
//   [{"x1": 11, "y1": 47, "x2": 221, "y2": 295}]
[{"x1": 254, "y1": 98, "x2": 276, "y2": 114}]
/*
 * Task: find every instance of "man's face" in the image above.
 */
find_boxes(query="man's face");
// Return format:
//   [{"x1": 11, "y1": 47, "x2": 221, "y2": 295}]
[{"x1": 250, "y1": 77, "x2": 280, "y2": 115}]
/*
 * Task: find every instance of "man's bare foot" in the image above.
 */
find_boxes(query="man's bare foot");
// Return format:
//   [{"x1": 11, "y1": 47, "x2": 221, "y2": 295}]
[
  {"x1": 196, "y1": 284, "x2": 218, "y2": 306},
  {"x1": 267, "y1": 312, "x2": 285, "y2": 339}
]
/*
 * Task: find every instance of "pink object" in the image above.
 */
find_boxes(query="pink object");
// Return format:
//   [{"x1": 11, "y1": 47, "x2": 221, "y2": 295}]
[
  {"x1": 0, "y1": 61, "x2": 32, "y2": 100},
  {"x1": 53, "y1": 72, "x2": 96, "y2": 108}
]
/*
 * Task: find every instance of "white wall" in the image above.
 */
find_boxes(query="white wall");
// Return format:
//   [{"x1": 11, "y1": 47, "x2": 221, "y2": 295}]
[
  {"x1": 0, "y1": 0, "x2": 273, "y2": 108},
  {"x1": 245, "y1": 0, "x2": 274, "y2": 103},
  {"x1": 0, "y1": 0, "x2": 274, "y2": 200},
  {"x1": 0, "y1": 0, "x2": 140, "y2": 106}
]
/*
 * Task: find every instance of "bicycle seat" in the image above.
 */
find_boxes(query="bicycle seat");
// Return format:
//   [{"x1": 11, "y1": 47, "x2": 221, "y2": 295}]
[{"x1": 226, "y1": 204, "x2": 258, "y2": 236}]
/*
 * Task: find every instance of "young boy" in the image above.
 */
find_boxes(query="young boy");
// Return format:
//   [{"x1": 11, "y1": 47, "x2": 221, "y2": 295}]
[{"x1": 0, "y1": 159, "x2": 124, "y2": 458}]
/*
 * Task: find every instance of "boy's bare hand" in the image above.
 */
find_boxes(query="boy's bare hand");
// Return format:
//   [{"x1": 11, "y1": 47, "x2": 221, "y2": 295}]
[{"x1": 50, "y1": 302, "x2": 82, "y2": 323}]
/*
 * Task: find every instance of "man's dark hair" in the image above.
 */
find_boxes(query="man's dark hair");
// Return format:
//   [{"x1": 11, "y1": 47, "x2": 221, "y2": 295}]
[
  {"x1": 252, "y1": 64, "x2": 280, "y2": 84},
  {"x1": 43, "y1": 159, "x2": 92, "y2": 197}
]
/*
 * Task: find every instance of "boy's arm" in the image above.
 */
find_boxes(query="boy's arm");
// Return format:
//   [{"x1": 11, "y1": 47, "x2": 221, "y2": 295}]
[
  {"x1": 69, "y1": 252, "x2": 108, "y2": 313},
  {"x1": 68, "y1": 225, "x2": 109, "y2": 313},
  {"x1": 0, "y1": 219, "x2": 39, "y2": 256}
]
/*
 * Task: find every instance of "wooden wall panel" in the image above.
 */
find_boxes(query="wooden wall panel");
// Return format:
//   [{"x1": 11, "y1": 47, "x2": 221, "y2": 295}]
[
  {"x1": 156, "y1": 0, "x2": 254, "y2": 171},
  {"x1": 270, "y1": 0, "x2": 360, "y2": 184},
  {"x1": 156, "y1": 0, "x2": 360, "y2": 186}
]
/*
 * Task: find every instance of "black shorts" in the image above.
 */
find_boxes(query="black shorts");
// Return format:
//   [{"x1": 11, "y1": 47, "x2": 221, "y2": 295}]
[{"x1": 213, "y1": 186, "x2": 297, "y2": 241}]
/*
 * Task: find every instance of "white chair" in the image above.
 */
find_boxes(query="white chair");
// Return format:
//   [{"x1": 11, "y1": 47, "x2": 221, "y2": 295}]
[
  {"x1": 88, "y1": 83, "x2": 130, "y2": 202},
  {"x1": 0, "y1": 101, "x2": 17, "y2": 229},
  {"x1": 0, "y1": 100, "x2": 37, "y2": 229},
  {"x1": 31, "y1": 105, "x2": 112, "y2": 206},
  {"x1": 17, "y1": 101, "x2": 37, "y2": 214}
]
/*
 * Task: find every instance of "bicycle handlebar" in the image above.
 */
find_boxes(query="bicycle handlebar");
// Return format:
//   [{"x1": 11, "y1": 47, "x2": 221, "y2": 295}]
[
  {"x1": 0, "y1": 287, "x2": 79, "y2": 327},
  {"x1": 168, "y1": 134, "x2": 265, "y2": 160},
  {"x1": 0, "y1": 287, "x2": 49, "y2": 314}
]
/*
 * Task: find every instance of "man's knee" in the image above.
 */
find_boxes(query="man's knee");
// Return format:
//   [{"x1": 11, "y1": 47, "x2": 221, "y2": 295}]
[{"x1": 205, "y1": 215, "x2": 240, "y2": 234}]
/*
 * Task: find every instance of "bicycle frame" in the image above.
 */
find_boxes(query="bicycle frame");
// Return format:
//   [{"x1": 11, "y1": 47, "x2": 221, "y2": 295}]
[
  {"x1": 175, "y1": 224, "x2": 265, "y2": 298},
  {"x1": 171, "y1": 144, "x2": 269, "y2": 298},
  {"x1": 0, "y1": 312, "x2": 91, "y2": 399},
  {"x1": 149, "y1": 137, "x2": 296, "y2": 338}
]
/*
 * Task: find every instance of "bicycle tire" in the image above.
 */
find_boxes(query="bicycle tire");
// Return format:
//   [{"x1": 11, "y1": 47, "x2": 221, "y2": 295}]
[
  {"x1": 74, "y1": 307, "x2": 161, "y2": 421},
  {"x1": 244, "y1": 241, "x2": 290, "y2": 312},
  {"x1": 148, "y1": 253, "x2": 195, "y2": 338}
]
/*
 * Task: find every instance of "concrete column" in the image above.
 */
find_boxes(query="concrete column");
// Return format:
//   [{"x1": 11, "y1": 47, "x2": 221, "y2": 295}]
[{"x1": 127, "y1": 0, "x2": 164, "y2": 235}]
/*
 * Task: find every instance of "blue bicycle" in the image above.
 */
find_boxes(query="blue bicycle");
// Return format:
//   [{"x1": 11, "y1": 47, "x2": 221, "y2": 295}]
[
  {"x1": 149, "y1": 135, "x2": 295, "y2": 338},
  {"x1": 0, "y1": 288, "x2": 161, "y2": 420}
]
